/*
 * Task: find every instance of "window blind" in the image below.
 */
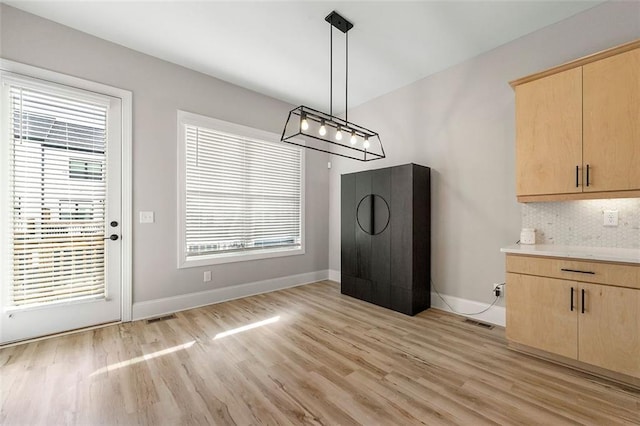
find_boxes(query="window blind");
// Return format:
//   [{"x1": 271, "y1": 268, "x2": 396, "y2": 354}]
[
  {"x1": 8, "y1": 85, "x2": 108, "y2": 306},
  {"x1": 184, "y1": 124, "x2": 302, "y2": 259}
]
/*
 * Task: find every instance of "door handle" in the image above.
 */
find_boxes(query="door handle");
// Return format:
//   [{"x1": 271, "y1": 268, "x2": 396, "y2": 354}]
[
  {"x1": 370, "y1": 195, "x2": 375, "y2": 235},
  {"x1": 104, "y1": 234, "x2": 119, "y2": 241},
  {"x1": 586, "y1": 164, "x2": 590, "y2": 187},
  {"x1": 575, "y1": 166, "x2": 579, "y2": 188},
  {"x1": 581, "y1": 289, "x2": 585, "y2": 314},
  {"x1": 570, "y1": 287, "x2": 574, "y2": 311}
]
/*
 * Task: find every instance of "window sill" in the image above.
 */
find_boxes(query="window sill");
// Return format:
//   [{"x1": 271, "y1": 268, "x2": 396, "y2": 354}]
[{"x1": 178, "y1": 246, "x2": 305, "y2": 268}]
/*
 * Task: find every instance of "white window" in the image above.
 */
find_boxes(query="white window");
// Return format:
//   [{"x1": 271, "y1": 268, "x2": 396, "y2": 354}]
[{"x1": 177, "y1": 111, "x2": 304, "y2": 267}]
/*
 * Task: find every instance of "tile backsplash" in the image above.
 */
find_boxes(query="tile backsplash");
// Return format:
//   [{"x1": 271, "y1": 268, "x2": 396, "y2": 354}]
[{"x1": 521, "y1": 198, "x2": 640, "y2": 249}]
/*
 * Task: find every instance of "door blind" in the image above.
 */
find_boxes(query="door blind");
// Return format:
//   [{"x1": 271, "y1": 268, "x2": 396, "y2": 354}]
[
  {"x1": 8, "y1": 85, "x2": 108, "y2": 306},
  {"x1": 184, "y1": 125, "x2": 302, "y2": 258}
]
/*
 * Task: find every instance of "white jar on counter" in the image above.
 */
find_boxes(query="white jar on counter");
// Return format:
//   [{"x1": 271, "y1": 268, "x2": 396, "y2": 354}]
[{"x1": 520, "y1": 228, "x2": 536, "y2": 245}]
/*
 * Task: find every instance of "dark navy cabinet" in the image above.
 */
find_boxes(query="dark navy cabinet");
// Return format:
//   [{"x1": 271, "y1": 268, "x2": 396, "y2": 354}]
[{"x1": 341, "y1": 163, "x2": 431, "y2": 315}]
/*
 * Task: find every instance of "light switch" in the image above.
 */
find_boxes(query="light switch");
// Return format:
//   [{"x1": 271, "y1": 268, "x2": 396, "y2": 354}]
[{"x1": 139, "y1": 211, "x2": 155, "y2": 224}]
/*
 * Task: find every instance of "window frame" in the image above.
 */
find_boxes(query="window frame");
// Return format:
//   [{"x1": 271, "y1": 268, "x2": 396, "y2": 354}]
[{"x1": 177, "y1": 110, "x2": 305, "y2": 268}]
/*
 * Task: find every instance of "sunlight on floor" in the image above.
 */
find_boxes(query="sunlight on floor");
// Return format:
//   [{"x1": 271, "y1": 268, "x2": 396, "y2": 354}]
[
  {"x1": 90, "y1": 340, "x2": 196, "y2": 377},
  {"x1": 213, "y1": 315, "x2": 280, "y2": 340}
]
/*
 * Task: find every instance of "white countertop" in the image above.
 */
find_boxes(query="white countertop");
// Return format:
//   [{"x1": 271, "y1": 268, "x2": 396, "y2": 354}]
[{"x1": 500, "y1": 244, "x2": 640, "y2": 264}]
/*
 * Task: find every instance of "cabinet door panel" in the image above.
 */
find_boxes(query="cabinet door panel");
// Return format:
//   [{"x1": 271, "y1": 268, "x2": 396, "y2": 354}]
[
  {"x1": 584, "y1": 49, "x2": 640, "y2": 192},
  {"x1": 341, "y1": 274, "x2": 357, "y2": 297},
  {"x1": 578, "y1": 283, "x2": 640, "y2": 378},
  {"x1": 355, "y1": 172, "x2": 372, "y2": 280},
  {"x1": 371, "y1": 169, "x2": 391, "y2": 308},
  {"x1": 341, "y1": 274, "x2": 372, "y2": 302},
  {"x1": 515, "y1": 68, "x2": 582, "y2": 196},
  {"x1": 412, "y1": 164, "x2": 431, "y2": 298},
  {"x1": 506, "y1": 273, "x2": 578, "y2": 359},
  {"x1": 341, "y1": 174, "x2": 357, "y2": 277},
  {"x1": 390, "y1": 165, "x2": 412, "y2": 289}
]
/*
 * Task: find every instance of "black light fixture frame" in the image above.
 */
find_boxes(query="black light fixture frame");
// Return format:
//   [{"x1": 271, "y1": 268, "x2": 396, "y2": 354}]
[{"x1": 280, "y1": 11, "x2": 385, "y2": 162}]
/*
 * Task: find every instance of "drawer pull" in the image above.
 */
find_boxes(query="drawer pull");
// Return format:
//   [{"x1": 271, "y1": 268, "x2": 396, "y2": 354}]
[
  {"x1": 570, "y1": 287, "x2": 574, "y2": 311},
  {"x1": 560, "y1": 268, "x2": 595, "y2": 275}
]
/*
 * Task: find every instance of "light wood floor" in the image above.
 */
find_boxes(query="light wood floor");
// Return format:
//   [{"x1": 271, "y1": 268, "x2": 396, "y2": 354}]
[{"x1": 1, "y1": 281, "x2": 639, "y2": 425}]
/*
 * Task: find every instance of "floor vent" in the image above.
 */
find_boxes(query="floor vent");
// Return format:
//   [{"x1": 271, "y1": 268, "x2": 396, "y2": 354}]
[
  {"x1": 463, "y1": 318, "x2": 494, "y2": 330},
  {"x1": 146, "y1": 314, "x2": 177, "y2": 324}
]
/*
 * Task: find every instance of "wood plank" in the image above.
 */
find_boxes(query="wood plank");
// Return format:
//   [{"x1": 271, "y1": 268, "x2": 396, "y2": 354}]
[{"x1": 1, "y1": 281, "x2": 639, "y2": 425}]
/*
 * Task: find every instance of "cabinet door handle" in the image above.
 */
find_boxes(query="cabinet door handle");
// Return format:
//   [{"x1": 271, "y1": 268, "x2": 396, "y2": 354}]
[
  {"x1": 581, "y1": 289, "x2": 585, "y2": 314},
  {"x1": 586, "y1": 164, "x2": 590, "y2": 187},
  {"x1": 575, "y1": 166, "x2": 579, "y2": 187},
  {"x1": 570, "y1": 287, "x2": 574, "y2": 311},
  {"x1": 560, "y1": 268, "x2": 595, "y2": 275}
]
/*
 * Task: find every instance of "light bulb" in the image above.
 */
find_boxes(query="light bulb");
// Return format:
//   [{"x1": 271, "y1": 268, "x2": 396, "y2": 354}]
[
  {"x1": 319, "y1": 121, "x2": 327, "y2": 136},
  {"x1": 335, "y1": 127, "x2": 343, "y2": 141},
  {"x1": 300, "y1": 115, "x2": 309, "y2": 131},
  {"x1": 363, "y1": 137, "x2": 370, "y2": 150},
  {"x1": 350, "y1": 132, "x2": 357, "y2": 145}
]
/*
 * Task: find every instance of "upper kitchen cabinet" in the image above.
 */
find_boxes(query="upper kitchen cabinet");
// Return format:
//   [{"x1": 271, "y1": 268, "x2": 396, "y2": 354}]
[
  {"x1": 511, "y1": 40, "x2": 640, "y2": 203},
  {"x1": 515, "y1": 67, "x2": 582, "y2": 197},
  {"x1": 583, "y1": 48, "x2": 640, "y2": 193}
]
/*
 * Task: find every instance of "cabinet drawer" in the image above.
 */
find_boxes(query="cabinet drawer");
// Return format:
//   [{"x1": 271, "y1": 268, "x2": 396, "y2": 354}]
[{"x1": 506, "y1": 254, "x2": 640, "y2": 289}]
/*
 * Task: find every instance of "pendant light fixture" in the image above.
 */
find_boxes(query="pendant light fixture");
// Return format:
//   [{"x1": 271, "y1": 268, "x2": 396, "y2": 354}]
[{"x1": 280, "y1": 11, "x2": 385, "y2": 162}]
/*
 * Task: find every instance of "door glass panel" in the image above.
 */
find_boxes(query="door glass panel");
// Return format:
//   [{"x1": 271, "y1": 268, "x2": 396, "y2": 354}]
[{"x1": 8, "y1": 86, "x2": 108, "y2": 307}]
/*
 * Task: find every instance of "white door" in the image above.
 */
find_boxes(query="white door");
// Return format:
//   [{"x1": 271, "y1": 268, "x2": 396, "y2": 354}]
[{"x1": 0, "y1": 73, "x2": 122, "y2": 344}]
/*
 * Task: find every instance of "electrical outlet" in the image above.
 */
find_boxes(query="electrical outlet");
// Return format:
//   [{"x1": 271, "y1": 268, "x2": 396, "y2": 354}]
[
  {"x1": 203, "y1": 271, "x2": 212, "y2": 282},
  {"x1": 603, "y1": 210, "x2": 618, "y2": 227},
  {"x1": 492, "y1": 283, "x2": 503, "y2": 297}
]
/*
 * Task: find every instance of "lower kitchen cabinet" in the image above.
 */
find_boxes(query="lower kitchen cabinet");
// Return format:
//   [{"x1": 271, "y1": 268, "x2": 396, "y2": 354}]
[
  {"x1": 506, "y1": 273, "x2": 577, "y2": 359},
  {"x1": 506, "y1": 254, "x2": 640, "y2": 384},
  {"x1": 578, "y1": 283, "x2": 640, "y2": 378}
]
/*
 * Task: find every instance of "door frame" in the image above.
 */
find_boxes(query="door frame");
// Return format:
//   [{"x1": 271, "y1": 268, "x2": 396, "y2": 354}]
[{"x1": 0, "y1": 58, "x2": 133, "y2": 323}]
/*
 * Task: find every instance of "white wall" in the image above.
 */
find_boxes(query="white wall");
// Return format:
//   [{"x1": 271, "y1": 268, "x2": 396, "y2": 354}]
[
  {"x1": 0, "y1": 5, "x2": 330, "y2": 309},
  {"x1": 328, "y1": 1, "x2": 640, "y2": 306}
]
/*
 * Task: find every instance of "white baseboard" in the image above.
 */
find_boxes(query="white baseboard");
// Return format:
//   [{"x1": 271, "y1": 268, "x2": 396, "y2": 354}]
[
  {"x1": 323, "y1": 270, "x2": 504, "y2": 326},
  {"x1": 430, "y1": 292, "x2": 505, "y2": 327},
  {"x1": 132, "y1": 270, "x2": 329, "y2": 321}
]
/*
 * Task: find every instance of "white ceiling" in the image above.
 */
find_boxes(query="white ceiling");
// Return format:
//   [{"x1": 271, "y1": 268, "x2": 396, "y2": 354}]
[{"x1": 6, "y1": 1, "x2": 604, "y2": 111}]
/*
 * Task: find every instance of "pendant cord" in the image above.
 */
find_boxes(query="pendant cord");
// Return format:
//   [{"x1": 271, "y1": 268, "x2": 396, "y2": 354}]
[
  {"x1": 329, "y1": 21, "x2": 333, "y2": 118},
  {"x1": 345, "y1": 31, "x2": 348, "y2": 123}
]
